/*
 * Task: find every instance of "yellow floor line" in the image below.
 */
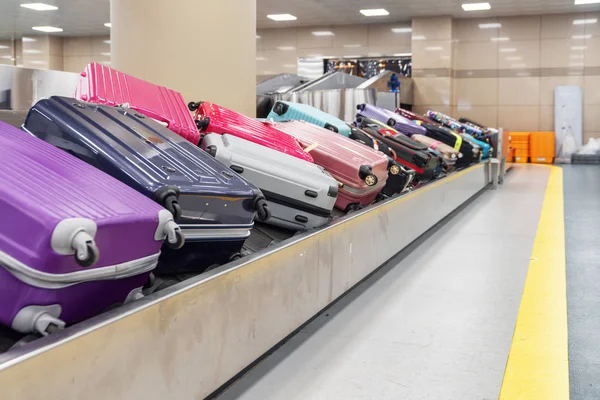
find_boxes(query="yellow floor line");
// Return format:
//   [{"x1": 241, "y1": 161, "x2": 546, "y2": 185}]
[{"x1": 500, "y1": 166, "x2": 569, "y2": 400}]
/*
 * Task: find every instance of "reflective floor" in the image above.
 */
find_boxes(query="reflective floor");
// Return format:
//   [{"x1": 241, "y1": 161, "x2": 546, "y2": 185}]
[{"x1": 216, "y1": 165, "x2": 557, "y2": 399}]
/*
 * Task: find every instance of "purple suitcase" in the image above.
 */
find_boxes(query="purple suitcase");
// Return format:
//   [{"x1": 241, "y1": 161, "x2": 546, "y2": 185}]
[
  {"x1": 0, "y1": 121, "x2": 182, "y2": 335},
  {"x1": 356, "y1": 104, "x2": 426, "y2": 137}
]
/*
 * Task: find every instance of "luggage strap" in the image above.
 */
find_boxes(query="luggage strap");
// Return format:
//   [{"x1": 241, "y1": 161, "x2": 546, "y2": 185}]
[
  {"x1": 303, "y1": 142, "x2": 320, "y2": 153},
  {"x1": 450, "y1": 132, "x2": 463, "y2": 151}
]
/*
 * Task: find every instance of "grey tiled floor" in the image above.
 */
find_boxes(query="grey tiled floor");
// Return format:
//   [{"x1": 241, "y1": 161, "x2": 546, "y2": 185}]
[
  {"x1": 216, "y1": 165, "x2": 550, "y2": 400},
  {"x1": 563, "y1": 165, "x2": 600, "y2": 400}
]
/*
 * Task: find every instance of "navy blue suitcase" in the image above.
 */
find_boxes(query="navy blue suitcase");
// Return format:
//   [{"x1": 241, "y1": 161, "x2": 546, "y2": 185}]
[{"x1": 23, "y1": 96, "x2": 269, "y2": 272}]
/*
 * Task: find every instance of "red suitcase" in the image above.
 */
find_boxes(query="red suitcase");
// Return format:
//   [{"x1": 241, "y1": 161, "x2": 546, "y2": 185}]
[
  {"x1": 395, "y1": 108, "x2": 439, "y2": 126},
  {"x1": 266, "y1": 120, "x2": 388, "y2": 211},
  {"x1": 75, "y1": 63, "x2": 200, "y2": 145},
  {"x1": 188, "y1": 101, "x2": 314, "y2": 163}
]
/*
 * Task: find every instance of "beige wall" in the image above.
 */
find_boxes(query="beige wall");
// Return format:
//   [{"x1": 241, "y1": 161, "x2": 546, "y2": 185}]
[
  {"x1": 256, "y1": 22, "x2": 412, "y2": 76},
  {"x1": 451, "y1": 12, "x2": 600, "y2": 140},
  {"x1": 62, "y1": 36, "x2": 111, "y2": 72}
]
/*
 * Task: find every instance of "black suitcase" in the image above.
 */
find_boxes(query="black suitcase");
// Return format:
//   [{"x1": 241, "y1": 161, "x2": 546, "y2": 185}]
[
  {"x1": 421, "y1": 124, "x2": 477, "y2": 167},
  {"x1": 23, "y1": 96, "x2": 270, "y2": 273},
  {"x1": 355, "y1": 115, "x2": 440, "y2": 181}
]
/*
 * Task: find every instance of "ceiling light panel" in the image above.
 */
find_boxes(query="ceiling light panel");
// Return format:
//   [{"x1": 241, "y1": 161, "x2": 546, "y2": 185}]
[
  {"x1": 391, "y1": 27, "x2": 412, "y2": 33},
  {"x1": 312, "y1": 31, "x2": 334, "y2": 36},
  {"x1": 573, "y1": 18, "x2": 597, "y2": 25},
  {"x1": 462, "y1": 3, "x2": 491, "y2": 11},
  {"x1": 20, "y1": 3, "x2": 58, "y2": 11},
  {"x1": 479, "y1": 23, "x2": 501, "y2": 28},
  {"x1": 360, "y1": 9, "x2": 389, "y2": 17},
  {"x1": 574, "y1": 0, "x2": 600, "y2": 4},
  {"x1": 104, "y1": 22, "x2": 111, "y2": 27},
  {"x1": 267, "y1": 14, "x2": 297, "y2": 21},
  {"x1": 491, "y1": 37, "x2": 510, "y2": 41},
  {"x1": 32, "y1": 26, "x2": 62, "y2": 32},
  {"x1": 499, "y1": 48, "x2": 517, "y2": 52}
]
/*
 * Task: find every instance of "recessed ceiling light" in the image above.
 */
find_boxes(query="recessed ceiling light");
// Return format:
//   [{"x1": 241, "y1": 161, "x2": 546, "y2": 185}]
[
  {"x1": 267, "y1": 14, "x2": 297, "y2": 21},
  {"x1": 391, "y1": 27, "x2": 412, "y2": 33},
  {"x1": 573, "y1": 18, "x2": 597, "y2": 24},
  {"x1": 412, "y1": 35, "x2": 426, "y2": 40},
  {"x1": 499, "y1": 48, "x2": 517, "y2": 52},
  {"x1": 572, "y1": 34, "x2": 592, "y2": 39},
  {"x1": 572, "y1": 46, "x2": 587, "y2": 50},
  {"x1": 256, "y1": 35, "x2": 261, "y2": 39},
  {"x1": 22, "y1": 37, "x2": 36, "y2": 42},
  {"x1": 0, "y1": 55, "x2": 15, "y2": 60},
  {"x1": 462, "y1": 2, "x2": 491, "y2": 11},
  {"x1": 575, "y1": 0, "x2": 600, "y2": 4},
  {"x1": 342, "y1": 44, "x2": 362, "y2": 48},
  {"x1": 360, "y1": 9, "x2": 389, "y2": 17},
  {"x1": 479, "y1": 23, "x2": 501, "y2": 28},
  {"x1": 312, "y1": 31, "x2": 334, "y2": 36},
  {"x1": 491, "y1": 37, "x2": 510, "y2": 42},
  {"x1": 425, "y1": 46, "x2": 443, "y2": 51},
  {"x1": 103, "y1": 40, "x2": 111, "y2": 44},
  {"x1": 32, "y1": 26, "x2": 62, "y2": 32},
  {"x1": 276, "y1": 46, "x2": 296, "y2": 51},
  {"x1": 104, "y1": 23, "x2": 111, "y2": 28},
  {"x1": 506, "y1": 56, "x2": 522, "y2": 60},
  {"x1": 0, "y1": 45, "x2": 8, "y2": 49},
  {"x1": 23, "y1": 49, "x2": 41, "y2": 54},
  {"x1": 20, "y1": 3, "x2": 58, "y2": 11},
  {"x1": 393, "y1": 53, "x2": 412, "y2": 57},
  {"x1": 256, "y1": 56, "x2": 267, "y2": 61}
]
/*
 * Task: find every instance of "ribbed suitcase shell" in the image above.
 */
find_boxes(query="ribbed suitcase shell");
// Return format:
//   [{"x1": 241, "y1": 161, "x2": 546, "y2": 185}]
[
  {"x1": 395, "y1": 108, "x2": 439, "y2": 125},
  {"x1": 357, "y1": 104, "x2": 426, "y2": 136},
  {"x1": 24, "y1": 97, "x2": 260, "y2": 256},
  {"x1": 0, "y1": 121, "x2": 168, "y2": 332},
  {"x1": 461, "y1": 133, "x2": 491, "y2": 159},
  {"x1": 267, "y1": 101, "x2": 352, "y2": 137},
  {"x1": 421, "y1": 123, "x2": 477, "y2": 167},
  {"x1": 348, "y1": 124, "x2": 395, "y2": 158},
  {"x1": 355, "y1": 116, "x2": 440, "y2": 180},
  {"x1": 411, "y1": 134, "x2": 459, "y2": 169},
  {"x1": 201, "y1": 134, "x2": 338, "y2": 231},
  {"x1": 75, "y1": 63, "x2": 200, "y2": 145},
  {"x1": 192, "y1": 101, "x2": 314, "y2": 163},
  {"x1": 267, "y1": 120, "x2": 389, "y2": 210}
]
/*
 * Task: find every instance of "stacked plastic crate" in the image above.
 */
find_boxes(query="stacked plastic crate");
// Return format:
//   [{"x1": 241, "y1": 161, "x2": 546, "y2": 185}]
[
  {"x1": 529, "y1": 132, "x2": 555, "y2": 164},
  {"x1": 510, "y1": 132, "x2": 530, "y2": 163}
]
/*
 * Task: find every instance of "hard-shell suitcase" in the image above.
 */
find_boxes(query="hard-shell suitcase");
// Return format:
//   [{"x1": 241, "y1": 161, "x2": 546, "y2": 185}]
[
  {"x1": 0, "y1": 121, "x2": 181, "y2": 335},
  {"x1": 355, "y1": 116, "x2": 440, "y2": 180},
  {"x1": 395, "y1": 108, "x2": 439, "y2": 126},
  {"x1": 201, "y1": 133, "x2": 338, "y2": 231},
  {"x1": 461, "y1": 133, "x2": 490, "y2": 159},
  {"x1": 410, "y1": 134, "x2": 460, "y2": 170},
  {"x1": 265, "y1": 120, "x2": 389, "y2": 211},
  {"x1": 458, "y1": 117, "x2": 499, "y2": 134},
  {"x1": 348, "y1": 124, "x2": 395, "y2": 159},
  {"x1": 421, "y1": 123, "x2": 477, "y2": 166},
  {"x1": 24, "y1": 96, "x2": 267, "y2": 272},
  {"x1": 267, "y1": 101, "x2": 352, "y2": 137},
  {"x1": 427, "y1": 110, "x2": 483, "y2": 137},
  {"x1": 188, "y1": 101, "x2": 314, "y2": 163},
  {"x1": 75, "y1": 63, "x2": 200, "y2": 145},
  {"x1": 356, "y1": 103, "x2": 426, "y2": 136}
]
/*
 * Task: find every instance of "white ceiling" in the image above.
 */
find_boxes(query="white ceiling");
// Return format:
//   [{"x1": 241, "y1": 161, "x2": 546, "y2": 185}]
[{"x1": 0, "y1": 0, "x2": 599, "y2": 39}]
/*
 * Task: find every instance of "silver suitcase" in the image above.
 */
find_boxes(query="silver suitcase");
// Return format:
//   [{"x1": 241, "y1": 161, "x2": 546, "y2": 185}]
[{"x1": 201, "y1": 133, "x2": 338, "y2": 231}]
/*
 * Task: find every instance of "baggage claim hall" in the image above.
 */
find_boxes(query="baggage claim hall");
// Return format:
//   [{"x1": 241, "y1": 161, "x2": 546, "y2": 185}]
[{"x1": 0, "y1": 0, "x2": 598, "y2": 399}]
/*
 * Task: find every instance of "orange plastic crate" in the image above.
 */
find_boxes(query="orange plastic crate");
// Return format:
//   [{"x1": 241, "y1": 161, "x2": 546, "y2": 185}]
[
  {"x1": 510, "y1": 132, "x2": 530, "y2": 141},
  {"x1": 514, "y1": 148, "x2": 529, "y2": 163},
  {"x1": 529, "y1": 131, "x2": 555, "y2": 164}
]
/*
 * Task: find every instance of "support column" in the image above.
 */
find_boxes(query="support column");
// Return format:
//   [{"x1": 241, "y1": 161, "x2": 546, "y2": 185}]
[
  {"x1": 111, "y1": 0, "x2": 257, "y2": 116},
  {"x1": 411, "y1": 17, "x2": 454, "y2": 116}
]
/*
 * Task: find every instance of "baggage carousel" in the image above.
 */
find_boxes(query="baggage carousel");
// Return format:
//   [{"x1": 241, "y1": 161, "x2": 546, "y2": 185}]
[{"x1": 0, "y1": 161, "x2": 498, "y2": 400}]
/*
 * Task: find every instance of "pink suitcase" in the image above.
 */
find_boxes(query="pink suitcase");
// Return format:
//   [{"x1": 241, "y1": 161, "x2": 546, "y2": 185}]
[
  {"x1": 75, "y1": 63, "x2": 201, "y2": 145},
  {"x1": 266, "y1": 120, "x2": 388, "y2": 211}
]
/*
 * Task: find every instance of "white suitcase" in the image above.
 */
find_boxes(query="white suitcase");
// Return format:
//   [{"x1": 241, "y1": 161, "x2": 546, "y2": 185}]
[{"x1": 201, "y1": 134, "x2": 338, "y2": 231}]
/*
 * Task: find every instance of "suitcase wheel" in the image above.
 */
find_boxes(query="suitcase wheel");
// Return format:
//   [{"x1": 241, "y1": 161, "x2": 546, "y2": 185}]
[
  {"x1": 345, "y1": 203, "x2": 361, "y2": 213},
  {"x1": 229, "y1": 252, "x2": 243, "y2": 262},
  {"x1": 165, "y1": 228, "x2": 185, "y2": 250},
  {"x1": 75, "y1": 240, "x2": 100, "y2": 267},
  {"x1": 195, "y1": 117, "x2": 210, "y2": 132},
  {"x1": 387, "y1": 118, "x2": 397, "y2": 127},
  {"x1": 254, "y1": 197, "x2": 271, "y2": 222},
  {"x1": 273, "y1": 101, "x2": 289, "y2": 116},
  {"x1": 188, "y1": 101, "x2": 201, "y2": 112}
]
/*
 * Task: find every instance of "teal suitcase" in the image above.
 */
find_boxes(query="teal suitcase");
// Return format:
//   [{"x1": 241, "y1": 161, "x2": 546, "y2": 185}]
[
  {"x1": 461, "y1": 134, "x2": 491, "y2": 159},
  {"x1": 267, "y1": 101, "x2": 351, "y2": 137}
]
